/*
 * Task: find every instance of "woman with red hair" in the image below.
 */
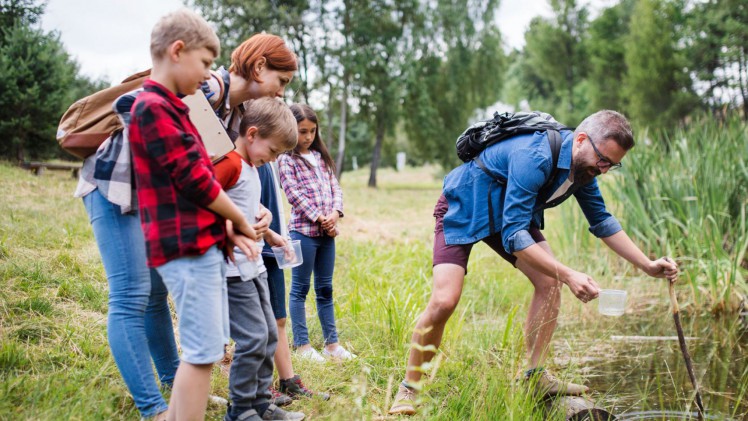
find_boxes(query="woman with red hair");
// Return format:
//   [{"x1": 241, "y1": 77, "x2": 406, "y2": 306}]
[{"x1": 203, "y1": 34, "x2": 330, "y2": 415}]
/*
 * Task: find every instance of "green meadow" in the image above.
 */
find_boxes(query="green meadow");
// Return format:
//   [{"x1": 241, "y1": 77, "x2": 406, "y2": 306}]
[{"x1": 1, "y1": 119, "x2": 747, "y2": 420}]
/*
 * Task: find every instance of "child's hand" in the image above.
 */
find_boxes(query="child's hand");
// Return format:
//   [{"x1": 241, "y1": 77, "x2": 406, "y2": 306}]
[
  {"x1": 253, "y1": 208, "x2": 272, "y2": 237},
  {"x1": 233, "y1": 219, "x2": 259, "y2": 241},
  {"x1": 226, "y1": 220, "x2": 261, "y2": 259},
  {"x1": 266, "y1": 230, "x2": 287, "y2": 248},
  {"x1": 325, "y1": 227, "x2": 339, "y2": 238},
  {"x1": 321, "y1": 211, "x2": 339, "y2": 232},
  {"x1": 232, "y1": 234, "x2": 261, "y2": 260}
]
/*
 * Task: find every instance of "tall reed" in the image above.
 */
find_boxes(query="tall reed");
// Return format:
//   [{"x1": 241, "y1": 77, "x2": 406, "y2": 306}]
[{"x1": 558, "y1": 117, "x2": 748, "y2": 311}]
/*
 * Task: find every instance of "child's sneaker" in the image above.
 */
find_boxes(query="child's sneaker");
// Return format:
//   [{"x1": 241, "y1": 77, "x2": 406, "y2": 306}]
[
  {"x1": 269, "y1": 387, "x2": 293, "y2": 407},
  {"x1": 224, "y1": 408, "x2": 262, "y2": 421},
  {"x1": 322, "y1": 345, "x2": 356, "y2": 360},
  {"x1": 279, "y1": 375, "x2": 330, "y2": 401},
  {"x1": 259, "y1": 404, "x2": 305, "y2": 420},
  {"x1": 209, "y1": 395, "x2": 229, "y2": 407},
  {"x1": 297, "y1": 347, "x2": 326, "y2": 363}
]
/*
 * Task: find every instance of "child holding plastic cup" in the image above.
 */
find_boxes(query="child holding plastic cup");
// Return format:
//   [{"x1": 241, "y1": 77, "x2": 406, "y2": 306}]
[
  {"x1": 213, "y1": 98, "x2": 305, "y2": 421},
  {"x1": 278, "y1": 104, "x2": 355, "y2": 361}
]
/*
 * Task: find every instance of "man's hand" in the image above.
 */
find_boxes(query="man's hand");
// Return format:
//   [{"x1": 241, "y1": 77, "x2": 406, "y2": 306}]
[
  {"x1": 320, "y1": 211, "x2": 339, "y2": 232},
  {"x1": 645, "y1": 257, "x2": 679, "y2": 282},
  {"x1": 562, "y1": 270, "x2": 601, "y2": 303},
  {"x1": 253, "y1": 207, "x2": 272, "y2": 237}
]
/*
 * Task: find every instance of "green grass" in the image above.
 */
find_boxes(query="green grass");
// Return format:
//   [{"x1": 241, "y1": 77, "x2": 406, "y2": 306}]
[{"x1": 1, "y1": 160, "x2": 746, "y2": 420}]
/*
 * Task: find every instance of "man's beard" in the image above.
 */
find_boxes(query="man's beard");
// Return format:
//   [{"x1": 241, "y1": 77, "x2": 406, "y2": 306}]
[{"x1": 571, "y1": 164, "x2": 600, "y2": 186}]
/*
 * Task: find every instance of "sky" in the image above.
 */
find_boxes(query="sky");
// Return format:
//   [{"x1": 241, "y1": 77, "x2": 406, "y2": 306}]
[{"x1": 41, "y1": 0, "x2": 558, "y2": 84}]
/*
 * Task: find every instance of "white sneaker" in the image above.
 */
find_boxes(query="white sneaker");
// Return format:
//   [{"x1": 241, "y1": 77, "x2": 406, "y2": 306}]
[
  {"x1": 297, "y1": 347, "x2": 326, "y2": 363},
  {"x1": 208, "y1": 395, "x2": 228, "y2": 407},
  {"x1": 323, "y1": 345, "x2": 357, "y2": 360}
]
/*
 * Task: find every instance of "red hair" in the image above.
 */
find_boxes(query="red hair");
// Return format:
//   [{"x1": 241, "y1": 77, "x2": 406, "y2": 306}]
[{"x1": 229, "y1": 33, "x2": 298, "y2": 82}]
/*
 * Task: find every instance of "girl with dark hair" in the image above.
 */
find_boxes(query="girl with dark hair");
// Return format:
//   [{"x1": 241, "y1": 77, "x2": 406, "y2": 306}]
[{"x1": 278, "y1": 104, "x2": 354, "y2": 361}]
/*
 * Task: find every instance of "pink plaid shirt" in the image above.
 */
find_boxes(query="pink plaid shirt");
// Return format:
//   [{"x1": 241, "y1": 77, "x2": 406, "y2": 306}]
[{"x1": 278, "y1": 151, "x2": 343, "y2": 237}]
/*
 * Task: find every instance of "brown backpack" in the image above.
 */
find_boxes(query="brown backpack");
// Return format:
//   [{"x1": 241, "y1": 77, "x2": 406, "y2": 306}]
[
  {"x1": 57, "y1": 68, "x2": 230, "y2": 159},
  {"x1": 57, "y1": 69, "x2": 152, "y2": 159}
]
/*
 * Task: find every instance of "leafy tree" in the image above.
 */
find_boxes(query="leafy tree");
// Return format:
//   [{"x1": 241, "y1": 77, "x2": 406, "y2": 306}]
[
  {"x1": 686, "y1": 0, "x2": 748, "y2": 119},
  {"x1": 585, "y1": 0, "x2": 634, "y2": 113},
  {"x1": 623, "y1": 0, "x2": 695, "y2": 129},
  {"x1": 0, "y1": 0, "x2": 42, "y2": 27},
  {"x1": 515, "y1": 0, "x2": 589, "y2": 124},
  {"x1": 0, "y1": 0, "x2": 85, "y2": 160},
  {"x1": 402, "y1": 0, "x2": 506, "y2": 170}
]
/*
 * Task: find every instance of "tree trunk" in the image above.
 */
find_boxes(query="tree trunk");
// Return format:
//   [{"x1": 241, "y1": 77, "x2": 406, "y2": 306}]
[
  {"x1": 294, "y1": 33, "x2": 310, "y2": 104},
  {"x1": 368, "y1": 119, "x2": 385, "y2": 188},
  {"x1": 326, "y1": 81, "x2": 335, "y2": 151},
  {"x1": 739, "y1": 49, "x2": 748, "y2": 121},
  {"x1": 335, "y1": 81, "x2": 348, "y2": 180}
]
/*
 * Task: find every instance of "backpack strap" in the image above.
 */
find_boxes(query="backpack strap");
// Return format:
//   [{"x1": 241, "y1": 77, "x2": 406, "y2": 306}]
[{"x1": 474, "y1": 129, "x2": 564, "y2": 236}]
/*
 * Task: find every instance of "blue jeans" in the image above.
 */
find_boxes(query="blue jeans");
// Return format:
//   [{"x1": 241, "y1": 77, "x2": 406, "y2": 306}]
[
  {"x1": 289, "y1": 232, "x2": 338, "y2": 347},
  {"x1": 83, "y1": 189, "x2": 179, "y2": 418},
  {"x1": 263, "y1": 254, "x2": 287, "y2": 320}
]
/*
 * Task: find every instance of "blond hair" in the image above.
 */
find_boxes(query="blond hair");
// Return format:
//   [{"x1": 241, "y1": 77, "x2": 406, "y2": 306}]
[
  {"x1": 150, "y1": 8, "x2": 220, "y2": 60},
  {"x1": 239, "y1": 98, "x2": 298, "y2": 151}
]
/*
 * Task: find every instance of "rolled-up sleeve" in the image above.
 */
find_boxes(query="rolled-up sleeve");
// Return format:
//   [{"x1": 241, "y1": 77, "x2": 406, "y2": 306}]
[
  {"x1": 574, "y1": 179, "x2": 623, "y2": 238},
  {"x1": 505, "y1": 229, "x2": 537, "y2": 253}
]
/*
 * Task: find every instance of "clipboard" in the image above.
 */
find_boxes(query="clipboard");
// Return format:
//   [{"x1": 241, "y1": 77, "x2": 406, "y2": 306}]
[{"x1": 182, "y1": 90, "x2": 235, "y2": 162}]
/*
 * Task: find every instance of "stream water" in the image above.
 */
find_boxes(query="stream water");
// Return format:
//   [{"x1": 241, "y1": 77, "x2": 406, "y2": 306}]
[{"x1": 554, "y1": 305, "x2": 748, "y2": 420}]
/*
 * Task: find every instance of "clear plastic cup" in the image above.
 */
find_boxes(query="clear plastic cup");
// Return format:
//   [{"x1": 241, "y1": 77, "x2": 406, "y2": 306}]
[
  {"x1": 271, "y1": 240, "x2": 303, "y2": 269},
  {"x1": 598, "y1": 289, "x2": 627, "y2": 316}
]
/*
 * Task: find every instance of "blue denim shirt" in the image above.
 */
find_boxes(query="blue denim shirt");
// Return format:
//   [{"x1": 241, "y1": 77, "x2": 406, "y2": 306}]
[{"x1": 442, "y1": 130, "x2": 622, "y2": 253}]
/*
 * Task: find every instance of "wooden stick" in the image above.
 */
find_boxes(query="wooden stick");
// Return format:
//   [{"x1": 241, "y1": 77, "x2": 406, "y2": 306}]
[{"x1": 669, "y1": 278, "x2": 705, "y2": 418}]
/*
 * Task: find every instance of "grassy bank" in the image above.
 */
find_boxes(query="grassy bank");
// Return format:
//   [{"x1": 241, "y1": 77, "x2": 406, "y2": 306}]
[{"x1": 1, "y1": 160, "x2": 745, "y2": 419}]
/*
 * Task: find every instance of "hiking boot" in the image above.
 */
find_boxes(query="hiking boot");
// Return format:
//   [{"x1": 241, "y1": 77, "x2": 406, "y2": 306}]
[
  {"x1": 259, "y1": 404, "x2": 305, "y2": 420},
  {"x1": 388, "y1": 384, "x2": 417, "y2": 416},
  {"x1": 322, "y1": 345, "x2": 357, "y2": 360},
  {"x1": 279, "y1": 375, "x2": 330, "y2": 400},
  {"x1": 525, "y1": 369, "x2": 589, "y2": 397},
  {"x1": 269, "y1": 387, "x2": 293, "y2": 407}
]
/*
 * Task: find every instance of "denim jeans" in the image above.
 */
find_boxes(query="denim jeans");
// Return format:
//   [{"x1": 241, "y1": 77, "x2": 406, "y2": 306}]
[
  {"x1": 289, "y1": 232, "x2": 338, "y2": 347},
  {"x1": 263, "y1": 255, "x2": 287, "y2": 320},
  {"x1": 83, "y1": 189, "x2": 179, "y2": 418}
]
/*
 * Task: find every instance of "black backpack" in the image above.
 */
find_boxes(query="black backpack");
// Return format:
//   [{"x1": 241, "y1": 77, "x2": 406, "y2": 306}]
[
  {"x1": 456, "y1": 111, "x2": 569, "y2": 162},
  {"x1": 455, "y1": 111, "x2": 573, "y2": 234}
]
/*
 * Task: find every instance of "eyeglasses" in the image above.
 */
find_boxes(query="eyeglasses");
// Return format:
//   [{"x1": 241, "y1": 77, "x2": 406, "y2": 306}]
[{"x1": 586, "y1": 134, "x2": 622, "y2": 171}]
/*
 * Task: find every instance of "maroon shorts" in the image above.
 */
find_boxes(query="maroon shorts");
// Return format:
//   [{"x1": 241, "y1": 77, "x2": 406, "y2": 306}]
[{"x1": 432, "y1": 195, "x2": 546, "y2": 270}]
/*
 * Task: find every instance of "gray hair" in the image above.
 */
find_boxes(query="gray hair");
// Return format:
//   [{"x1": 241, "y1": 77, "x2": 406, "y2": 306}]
[{"x1": 575, "y1": 110, "x2": 634, "y2": 150}]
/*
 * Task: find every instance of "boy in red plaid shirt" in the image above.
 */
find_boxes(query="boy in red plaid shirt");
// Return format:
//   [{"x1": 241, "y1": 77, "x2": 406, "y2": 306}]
[{"x1": 128, "y1": 9, "x2": 259, "y2": 421}]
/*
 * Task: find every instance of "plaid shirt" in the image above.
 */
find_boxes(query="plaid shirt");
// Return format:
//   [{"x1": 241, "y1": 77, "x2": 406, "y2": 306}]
[
  {"x1": 73, "y1": 91, "x2": 141, "y2": 212},
  {"x1": 278, "y1": 151, "x2": 343, "y2": 237},
  {"x1": 129, "y1": 79, "x2": 225, "y2": 268}
]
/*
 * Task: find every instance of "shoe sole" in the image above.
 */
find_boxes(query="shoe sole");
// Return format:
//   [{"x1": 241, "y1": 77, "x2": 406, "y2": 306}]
[{"x1": 388, "y1": 405, "x2": 416, "y2": 416}]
